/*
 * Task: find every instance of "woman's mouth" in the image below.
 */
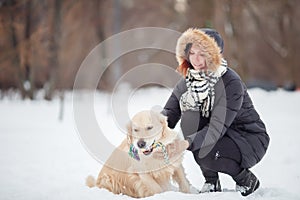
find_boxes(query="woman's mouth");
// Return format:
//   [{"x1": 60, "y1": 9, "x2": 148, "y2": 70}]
[{"x1": 194, "y1": 65, "x2": 206, "y2": 70}]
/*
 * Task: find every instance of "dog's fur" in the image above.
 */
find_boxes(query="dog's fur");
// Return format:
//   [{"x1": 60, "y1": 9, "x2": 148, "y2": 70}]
[{"x1": 86, "y1": 110, "x2": 190, "y2": 198}]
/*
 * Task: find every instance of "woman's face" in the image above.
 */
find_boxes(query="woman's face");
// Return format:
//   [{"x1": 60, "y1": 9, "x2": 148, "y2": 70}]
[{"x1": 189, "y1": 45, "x2": 207, "y2": 71}]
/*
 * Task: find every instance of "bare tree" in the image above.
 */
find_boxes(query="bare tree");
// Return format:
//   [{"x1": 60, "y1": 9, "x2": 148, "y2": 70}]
[
  {"x1": 280, "y1": 0, "x2": 299, "y2": 88},
  {"x1": 221, "y1": 0, "x2": 249, "y2": 80},
  {"x1": 44, "y1": 0, "x2": 62, "y2": 100},
  {"x1": 23, "y1": 0, "x2": 35, "y2": 99},
  {"x1": 7, "y1": 0, "x2": 28, "y2": 99}
]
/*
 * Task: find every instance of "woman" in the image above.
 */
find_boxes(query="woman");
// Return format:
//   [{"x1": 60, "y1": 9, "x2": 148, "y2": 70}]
[{"x1": 156, "y1": 28, "x2": 270, "y2": 196}]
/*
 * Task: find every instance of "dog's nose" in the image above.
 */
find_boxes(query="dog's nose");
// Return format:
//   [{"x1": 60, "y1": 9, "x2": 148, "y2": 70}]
[{"x1": 137, "y1": 139, "x2": 146, "y2": 149}]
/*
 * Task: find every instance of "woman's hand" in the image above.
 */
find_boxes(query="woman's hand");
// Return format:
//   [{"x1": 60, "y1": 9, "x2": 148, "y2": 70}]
[{"x1": 153, "y1": 139, "x2": 189, "y2": 160}]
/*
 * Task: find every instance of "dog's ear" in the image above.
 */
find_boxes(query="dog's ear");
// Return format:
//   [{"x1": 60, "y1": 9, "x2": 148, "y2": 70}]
[
  {"x1": 126, "y1": 121, "x2": 132, "y2": 145},
  {"x1": 158, "y1": 113, "x2": 168, "y2": 127},
  {"x1": 157, "y1": 113, "x2": 169, "y2": 138}
]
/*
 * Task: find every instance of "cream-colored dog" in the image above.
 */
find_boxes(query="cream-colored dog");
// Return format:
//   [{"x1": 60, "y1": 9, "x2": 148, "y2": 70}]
[{"x1": 86, "y1": 110, "x2": 190, "y2": 198}]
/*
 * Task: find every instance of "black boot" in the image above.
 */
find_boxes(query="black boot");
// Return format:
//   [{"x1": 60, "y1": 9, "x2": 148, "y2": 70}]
[
  {"x1": 200, "y1": 179, "x2": 222, "y2": 193},
  {"x1": 234, "y1": 169, "x2": 260, "y2": 196}
]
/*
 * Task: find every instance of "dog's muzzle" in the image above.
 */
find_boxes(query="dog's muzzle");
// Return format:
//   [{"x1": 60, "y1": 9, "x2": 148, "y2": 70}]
[{"x1": 137, "y1": 140, "x2": 155, "y2": 156}]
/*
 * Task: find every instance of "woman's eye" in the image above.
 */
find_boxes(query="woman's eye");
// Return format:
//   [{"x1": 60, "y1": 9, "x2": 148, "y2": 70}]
[
  {"x1": 146, "y1": 126, "x2": 153, "y2": 130},
  {"x1": 189, "y1": 52, "x2": 194, "y2": 55}
]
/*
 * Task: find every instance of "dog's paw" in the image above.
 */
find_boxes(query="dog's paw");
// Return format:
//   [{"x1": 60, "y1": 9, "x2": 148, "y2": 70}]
[{"x1": 86, "y1": 175, "x2": 96, "y2": 188}]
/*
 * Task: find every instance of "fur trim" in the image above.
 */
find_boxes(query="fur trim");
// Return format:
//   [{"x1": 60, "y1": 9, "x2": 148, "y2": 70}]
[{"x1": 176, "y1": 28, "x2": 222, "y2": 72}]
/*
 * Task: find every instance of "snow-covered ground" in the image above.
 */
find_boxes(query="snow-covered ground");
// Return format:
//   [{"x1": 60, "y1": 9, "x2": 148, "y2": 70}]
[{"x1": 0, "y1": 88, "x2": 300, "y2": 200}]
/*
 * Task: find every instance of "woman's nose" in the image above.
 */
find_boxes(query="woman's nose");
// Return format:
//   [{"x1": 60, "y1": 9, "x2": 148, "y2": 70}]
[{"x1": 195, "y1": 54, "x2": 201, "y2": 63}]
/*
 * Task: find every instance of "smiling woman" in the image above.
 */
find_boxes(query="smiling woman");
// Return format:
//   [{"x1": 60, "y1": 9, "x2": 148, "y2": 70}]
[
  {"x1": 188, "y1": 46, "x2": 207, "y2": 71},
  {"x1": 162, "y1": 28, "x2": 270, "y2": 196}
]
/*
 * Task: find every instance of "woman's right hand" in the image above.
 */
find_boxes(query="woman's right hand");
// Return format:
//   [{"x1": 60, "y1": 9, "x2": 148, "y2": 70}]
[{"x1": 153, "y1": 139, "x2": 189, "y2": 160}]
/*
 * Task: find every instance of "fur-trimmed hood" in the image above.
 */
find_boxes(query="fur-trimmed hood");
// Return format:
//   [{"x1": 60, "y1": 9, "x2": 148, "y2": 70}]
[{"x1": 176, "y1": 28, "x2": 223, "y2": 72}]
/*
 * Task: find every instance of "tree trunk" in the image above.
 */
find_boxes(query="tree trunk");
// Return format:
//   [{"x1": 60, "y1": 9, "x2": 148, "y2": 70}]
[
  {"x1": 24, "y1": 0, "x2": 35, "y2": 99},
  {"x1": 8, "y1": 0, "x2": 26, "y2": 99},
  {"x1": 45, "y1": 0, "x2": 62, "y2": 100}
]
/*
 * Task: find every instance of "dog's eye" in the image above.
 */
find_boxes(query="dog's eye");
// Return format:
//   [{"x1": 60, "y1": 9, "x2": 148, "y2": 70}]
[
  {"x1": 133, "y1": 128, "x2": 139, "y2": 132},
  {"x1": 146, "y1": 126, "x2": 153, "y2": 130}
]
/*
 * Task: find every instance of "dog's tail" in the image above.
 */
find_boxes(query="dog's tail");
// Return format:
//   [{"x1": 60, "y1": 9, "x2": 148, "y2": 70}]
[{"x1": 86, "y1": 175, "x2": 96, "y2": 188}]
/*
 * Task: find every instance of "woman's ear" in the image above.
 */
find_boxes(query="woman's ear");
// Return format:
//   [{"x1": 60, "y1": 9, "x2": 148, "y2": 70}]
[{"x1": 126, "y1": 121, "x2": 132, "y2": 145}]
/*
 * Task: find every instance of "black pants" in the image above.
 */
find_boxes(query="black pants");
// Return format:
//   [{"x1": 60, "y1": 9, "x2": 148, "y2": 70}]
[{"x1": 192, "y1": 135, "x2": 242, "y2": 182}]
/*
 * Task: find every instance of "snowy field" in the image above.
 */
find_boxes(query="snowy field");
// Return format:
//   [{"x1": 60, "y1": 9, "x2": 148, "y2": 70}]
[{"x1": 1, "y1": 87, "x2": 300, "y2": 200}]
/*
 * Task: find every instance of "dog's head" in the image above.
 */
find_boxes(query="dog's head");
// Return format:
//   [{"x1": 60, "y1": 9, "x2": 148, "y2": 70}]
[{"x1": 127, "y1": 110, "x2": 174, "y2": 157}]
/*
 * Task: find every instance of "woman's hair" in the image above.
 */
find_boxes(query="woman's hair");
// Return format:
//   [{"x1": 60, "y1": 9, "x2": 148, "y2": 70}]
[
  {"x1": 176, "y1": 59, "x2": 193, "y2": 77},
  {"x1": 175, "y1": 28, "x2": 222, "y2": 74}
]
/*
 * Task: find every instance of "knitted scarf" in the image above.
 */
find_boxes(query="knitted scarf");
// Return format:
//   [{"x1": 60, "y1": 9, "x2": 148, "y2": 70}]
[{"x1": 180, "y1": 59, "x2": 228, "y2": 117}]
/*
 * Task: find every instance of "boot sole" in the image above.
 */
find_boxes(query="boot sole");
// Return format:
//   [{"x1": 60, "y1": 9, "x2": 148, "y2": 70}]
[{"x1": 241, "y1": 179, "x2": 260, "y2": 196}]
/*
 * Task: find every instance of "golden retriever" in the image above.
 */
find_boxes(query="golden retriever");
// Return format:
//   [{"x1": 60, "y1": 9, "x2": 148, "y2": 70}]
[{"x1": 86, "y1": 110, "x2": 190, "y2": 198}]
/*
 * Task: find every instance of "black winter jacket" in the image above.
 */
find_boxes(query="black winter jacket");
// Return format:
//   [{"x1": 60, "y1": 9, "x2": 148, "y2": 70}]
[{"x1": 162, "y1": 68, "x2": 270, "y2": 168}]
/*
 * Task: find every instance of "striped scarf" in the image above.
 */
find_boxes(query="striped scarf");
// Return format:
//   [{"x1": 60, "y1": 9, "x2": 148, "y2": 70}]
[{"x1": 180, "y1": 59, "x2": 228, "y2": 117}]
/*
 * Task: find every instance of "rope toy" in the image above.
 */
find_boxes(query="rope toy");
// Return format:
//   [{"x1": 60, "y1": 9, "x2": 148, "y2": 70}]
[
  {"x1": 128, "y1": 141, "x2": 169, "y2": 164},
  {"x1": 128, "y1": 143, "x2": 140, "y2": 161},
  {"x1": 152, "y1": 141, "x2": 169, "y2": 164}
]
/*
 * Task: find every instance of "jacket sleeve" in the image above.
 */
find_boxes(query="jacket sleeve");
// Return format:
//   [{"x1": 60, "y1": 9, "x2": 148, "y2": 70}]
[
  {"x1": 161, "y1": 78, "x2": 186, "y2": 129},
  {"x1": 186, "y1": 79, "x2": 244, "y2": 152}
]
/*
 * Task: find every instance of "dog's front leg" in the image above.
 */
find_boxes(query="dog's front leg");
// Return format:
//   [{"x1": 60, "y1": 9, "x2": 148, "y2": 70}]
[
  {"x1": 137, "y1": 173, "x2": 163, "y2": 197},
  {"x1": 173, "y1": 164, "x2": 191, "y2": 193}
]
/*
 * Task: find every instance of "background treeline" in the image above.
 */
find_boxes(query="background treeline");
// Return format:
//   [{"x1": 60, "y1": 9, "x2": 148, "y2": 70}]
[{"x1": 0, "y1": 0, "x2": 299, "y2": 100}]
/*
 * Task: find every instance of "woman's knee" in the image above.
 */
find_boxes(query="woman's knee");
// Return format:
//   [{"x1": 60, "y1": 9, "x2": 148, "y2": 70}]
[{"x1": 193, "y1": 150, "x2": 215, "y2": 169}]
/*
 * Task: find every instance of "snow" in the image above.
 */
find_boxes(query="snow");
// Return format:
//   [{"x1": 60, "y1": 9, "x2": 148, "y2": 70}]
[{"x1": 1, "y1": 88, "x2": 300, "y2": 200}]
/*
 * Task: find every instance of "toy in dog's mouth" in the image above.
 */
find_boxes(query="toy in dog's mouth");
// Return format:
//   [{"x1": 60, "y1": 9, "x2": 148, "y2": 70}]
[
  {"x1": 141, "y1": 141, "x2": 155, "y2": 156},
  {"x1": 129, "y1": 140, "x2": 169, "y2": 163}
]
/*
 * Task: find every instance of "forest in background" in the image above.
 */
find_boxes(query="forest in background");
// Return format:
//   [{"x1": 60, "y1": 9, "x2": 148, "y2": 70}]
[{"x1": 0, "y1": 0, "x2": 299, "y2": 100}]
